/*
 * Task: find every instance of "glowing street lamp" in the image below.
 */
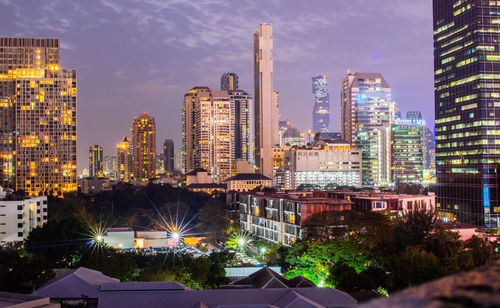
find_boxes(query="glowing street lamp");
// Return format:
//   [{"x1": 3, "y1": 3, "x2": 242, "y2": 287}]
[{"x1": 172, "y1": 232, "x2": 180, "y2": 240}]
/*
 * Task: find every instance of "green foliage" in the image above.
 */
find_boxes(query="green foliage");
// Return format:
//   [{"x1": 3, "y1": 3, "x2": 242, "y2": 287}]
[
  {"x1": 390, "y1": 246, "x2": 440, "y2": 288},
  {"x1": 195, "y1": 199, "x2": 229, "y2": 242}
]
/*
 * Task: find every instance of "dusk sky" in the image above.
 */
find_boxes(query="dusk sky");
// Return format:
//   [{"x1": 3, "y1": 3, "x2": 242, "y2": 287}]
[{"x1": 0, "y1": 0, "x2": 434, "y2": 173}]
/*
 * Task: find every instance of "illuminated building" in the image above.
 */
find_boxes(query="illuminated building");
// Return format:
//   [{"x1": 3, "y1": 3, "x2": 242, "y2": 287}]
[
  {"x1": 0, "y1": 189, "x2": 47, "y2": 244},
  {"x1": 89, "y1": 145, "x2": 103, "y2": 178},
  {"x1": 221, "y1": 72, "x2": 238, "y2": 91},
  {"x1": 0, "y1": 37, "x2": 76, "y2": 196},
  {"x1": 239, "y1": 192, "x2": 351, "y2": 246},
  {"x1": 312, "y1": 75, "x2": 330, "y2": 133},
  {"x1": 254, "y1": 24, "x2": 279, "y2": 179},
  {"x1": 282, "y1": 126, "x2": 304, "y2": 147},
  {"x1": 433, "y1": 0, "x2": 500, "y2": 226},
  {"x1": 131, "y1": 113, "x2": 156, "y2": 181},
  {"x1": 341, "y1": 72, "x2": 394, "y2": 187},
  {"x1": 279, "y1": 119, "x2": 291, "y2": 146},
  {"x1": 226, "y1": 173, "x2": 272, "y2": 192},
  {"x1": 284, "y1": 140, "x2": 362, "y2": 190},
  {"x1": 117, "y1": 136, "x2": 132, "y2": 181},
  {"x1": 391, "y1": 117, "x2": 425, "y2": 185},
  {"x1": 183, "y1": 87, "x2": 233, "y2": 183},
  {"x1": 103, "y1": 156, "x2": 117, "y2": 180},
  {"x1": 174, "y1": 149, "x2": 184, "y2": 173},
  {"x1": 229, "y1": 89, "x2": 253, "y2": 162},
  {"x1": 272, "y1": 146, "x2": 290, "y2": 190},
  {"x1": 163, "y1": 139, "x2": 174, "y2": 174}
]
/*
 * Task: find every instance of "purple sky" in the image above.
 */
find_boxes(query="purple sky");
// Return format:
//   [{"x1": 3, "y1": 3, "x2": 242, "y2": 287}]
[{"x1": 0, "y1": 0, "x2": 434, "y2": 173}]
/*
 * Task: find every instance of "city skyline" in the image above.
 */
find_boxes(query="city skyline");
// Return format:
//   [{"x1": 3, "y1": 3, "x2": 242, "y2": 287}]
[{"x1": 0, "y1": 0, "x2": 434, "y2": 173}]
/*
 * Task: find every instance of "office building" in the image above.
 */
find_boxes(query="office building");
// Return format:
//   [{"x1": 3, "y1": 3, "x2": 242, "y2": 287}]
[
  {"x1": 89, "y1": 145, "x2": 103, "y2": 178},
  {"x1": 131, "y1": 113, "x2": 156, "y2": 181},
  {"x1": 392, "y1": 117, "x2": 425, "y2": 185},
  {"x1": 163, "y1": 139, "x2": 174, "y2": 174},
  {"x1": 103, "y1": 156, "x2": 117, "y2": 180},
  {"x1": 254, "y1": 24, "x2": 279, "y2": 178},
  {"x1": 0, "y1": 187, "x2": 47, "y2": 244},
  {"x1": 226, "y1": 173, "x2": 272, "y2": 192},
  {"x1": 183, "y1": 87, "x2": 233, "y2": 183},
  {"x1": 221, "y1": 72, "x2": 238, "y2": 91},
  {"x1": 0, "y1": 37, "x2": 77, "y2": 196},
  {"x1": 174, "y1": 149, "x2": 184, "y2": 173},
  {"x1": 117, "y1": 137, "x2": 132, "y2": 181},
  {"x1": 272, "y1": 146, "x2": 290, "y2": 190},
  {"x1": 433, "y1": 0, "x2": 500, "y2": 226},
  {"x1": 284, "y1": 140, "x2": 362, "y2": 190},
  {"x1": 341, "y1": 72, "x2": 394, "y2": 187},
  {"x1": 281, "y1": 126, "x2": 304, "y2": 147},
  {"x1": 312, "y1": 75, "x2": 330, "y2": 133},
  {"x1": 229, "y1": 89, "x2": 253, "y2": 162}
]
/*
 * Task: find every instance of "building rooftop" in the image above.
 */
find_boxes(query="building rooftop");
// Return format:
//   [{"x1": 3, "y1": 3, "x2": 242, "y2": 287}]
[
  {"x1": 0, "y1": 292, "x2": 54, "y2": 308},
  {"x1": 185, "y1": 169, "x2": 210, "y2": 176},
  {"x1": 227, "y1": 174, "x2": 272, "y2": 181},
  {"x1": 186, "y1": 183, "x2": 226, "y2": 189},
  {"x1": 221, "y1": 267, "x2": 316, "y2": 289}
]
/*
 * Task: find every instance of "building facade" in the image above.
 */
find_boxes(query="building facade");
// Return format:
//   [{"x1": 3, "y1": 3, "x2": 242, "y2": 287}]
[
  {"x1": 221, "y1": 72, "x2": 239, "y2": 91},
  {"x1": 103, "y1": 156, "x2": 117, "y2": 180},
  {"x1": 131, "y1": 113, "x2": 156, "y2": 181},
  {"x1": 226, "y1": 173, "x2": 272, "y2": 192},
  {"x1": 229, "y1": 90, "x2": 252, "y2": 163},
  {"x1": 183, "y1": 87, "x2": 233, "y2": 183},
  {"x1": 89, "y1": 145, "x2": 103, "y2": 178},
  {"x1": 312, "y1": 75, "x2": 330, "y2": 133},
  {"x1": 284, "y1": 141, "x2": 362, "y2": 190},
  {"x1": 0, "y1": 37, "x2": 77, "y2": 196},
  {"x1": 254, "y1": 24, "x2": 279, "y2": 179},
  {"x1": 433, "y1": 0, "x2": 500, "y2": 226},
  {"x1": 163, "y1": 139, "x2": 175, "y2": 174},
  {"x1": 0, "y1": 191, "x2": 47, "y2": 244},
  {"x1": 341, "y1": 72, "x2": 394, "y2": 187},
  {"x1": 117, "y1": 137, "x2": 133, "y2": 181}
]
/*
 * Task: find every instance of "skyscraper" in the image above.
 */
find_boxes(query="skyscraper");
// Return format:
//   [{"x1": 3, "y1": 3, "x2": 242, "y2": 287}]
[
  {"x1": 221, "y1": 73, "x2": 239, "y2": 91},
  {"x1": 312, "y1": 75, "x2": 330, "y2": 133},
  {"x1": 341, "y1": 72, "x2": 394, "y2": 187},
  {"x1": 131, "y1": 113, "x2": 156, "y2": 181},
  {"x1": 183, "y1": 87, "x2": 233, "y2": 183},
  {"x1": 163, "y1": 139, "x2": 175, "y2": 174},
  {"x1": 89, "y1": 145, "x2": 103, "y2": 178},
  {"x1": 433, "y1": 0, "x2": 500, "y2": 226},
  {"x1": 229, "y1": 89, "x2": 252, "y2": 162},
  {"x1": 0, "y1": 37, "x2": 76, "y2": 196},
  {"x1": 117, "y1": 137, "x2": 132, "y2": 181},
  {"x1": 254, "y1": 23, "x2": 279, "y2": 179},
  {"x1": 103, "y1": 155, "x2": 117, "y2": 179}
]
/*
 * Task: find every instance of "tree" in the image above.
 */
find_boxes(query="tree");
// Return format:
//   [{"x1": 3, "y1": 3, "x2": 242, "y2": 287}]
[
  {"x1": 195, "y1": 199, "x2": 229, "y2": 242},
  {"x1": 390, "y1": 246, "x2": 440, "y2": 289},
  {"x1": 394, "y1": 209, "x2": 436, "y2": 250},
  {"x1": 465, "y1": 235, "x2": 496, "y2": 267}
]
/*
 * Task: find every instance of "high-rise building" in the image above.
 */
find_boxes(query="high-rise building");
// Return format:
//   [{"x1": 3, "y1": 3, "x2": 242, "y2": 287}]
[
  {"x1": 117, "y1": 137, "x2": 132, "y2": 181},
  {"x1": 103, "y1": 156, "x2": 117, "y2": 180},
  {"x1": 312, "y1": 75, "x2": 330, "y2": 133},
  {"x1": 229, "y1": 89, "x2": 252, "y2": 162},
  {"x1": 163, "y1": 139, "x2": 175, "y2": 174},
  {"x1": 131, "y1": 113, "x2": 156, "y2": 181},
  {"x1": 89, "y1": 145, "x2": 103, "y2": 178},
  {"x1": 221, "y1": 73, "x2": 239, "y2": 91},
  {"x1": 341, "y1": 72, "x2": 394, "y2": 187},
  {"x1": 183, "y1": 87, "x2": 233, "y2": 183},
  {"x1": 433, "y1": 0, "x2": 500, "y2": 226},
  {"x1": 254, "y1": 24, "x2": 279, "y2": 179},
  {"x1": 0, "y1": 37, "x2": 76, "y2": 196}
]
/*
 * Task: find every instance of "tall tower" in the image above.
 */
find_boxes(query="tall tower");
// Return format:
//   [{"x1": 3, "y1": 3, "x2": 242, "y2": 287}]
[
  {"x1": 117, "y1": 137, "x2": 132, "y2": 181},
  {"x1": 229, "y1": 90, "x2": 253, "y2": 162},
  {"x1": 221, "y1": 73, "x2": 239, "y2": 91},
  {"x1": 341, "y1": 72, "x2": 394, "y2": 187},
  {"x1": 163, "y1": 139, "x2": 175, "y2": 174},
  {"x1": 254, "y1": 24, "x2": 278, "y2": 178},
  {"x1": 0, "y1": 37, "x2": 76, "y2": 196},
  {"x1": 312, "y1": 75, "x2": 330, "y2": 133},
  {"x1": 131, "y1": 113, "x2": 156, "y2": 180},
  {"x1": 433, "y1": 0, "x2": 500, "y2": 226},
  {"x1": 89, "y1": 145, "x2": 103, "y2": 177},
  {"x1": 182, "y1": 87, "x2": 233, "y2": 183}
]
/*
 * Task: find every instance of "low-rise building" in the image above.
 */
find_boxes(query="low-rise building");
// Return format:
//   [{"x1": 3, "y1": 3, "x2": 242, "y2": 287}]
[
  {"x1": 227, "y1": 173, "x2": 272, "y2": 192},
  {"x1": 239, "y1": 192, "x2": 352, "y2": 246},
  {"x1": 185, "y1": 183, "x2": 226, "y2": 194},
  {"x1": 0, "y1": 187, "x2": 47, "y2": 244},
  {"x1": 284, "y1": 140, "x2": 362, "y2": 190},
  {"x1": 185, "y1": 169, "x2": 212, "y2": 186}
]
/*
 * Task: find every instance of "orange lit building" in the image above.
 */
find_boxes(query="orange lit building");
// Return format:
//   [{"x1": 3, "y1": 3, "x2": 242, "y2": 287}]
[
  {"x1": 0, "y1": 38, "x2": 77, "y2": 196},
  {"x1": 131, "y1": 113, "x2": 156, "y2": 181},
  {"x1": 117, "y1": 137, "x2": 133, "y2": 181}
]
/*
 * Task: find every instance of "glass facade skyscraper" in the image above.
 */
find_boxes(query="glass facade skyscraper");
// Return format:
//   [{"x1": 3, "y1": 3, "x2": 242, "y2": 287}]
[
  {"x1": 312, "y1": 75, "x2": 330, "y2": 133},
  {"x1": 89, "y1": 145, "x2": 103, "y2": 178},
  {"x1": 433, "y1": 0, "x2": 500, "y2": 227}
]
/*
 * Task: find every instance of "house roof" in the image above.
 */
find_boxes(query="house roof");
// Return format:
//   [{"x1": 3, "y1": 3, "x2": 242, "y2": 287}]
[
  {"x1": 227, "y1": 174, "x2": 272, "y2": 182},
  {"x1": 223, "y1": 267, "x2": 316, "y2": 289},
  {"x1": 185, "y1": 169, "x2": 209, "y2": 176}
]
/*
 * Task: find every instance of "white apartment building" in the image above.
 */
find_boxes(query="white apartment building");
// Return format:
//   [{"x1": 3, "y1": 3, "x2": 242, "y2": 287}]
[
  {"x1": 0, "y1": 187, "x2": 47, "y2": 244},
  {"x1": 284, "y1": 141, "x2": 362, "y2": 190}
]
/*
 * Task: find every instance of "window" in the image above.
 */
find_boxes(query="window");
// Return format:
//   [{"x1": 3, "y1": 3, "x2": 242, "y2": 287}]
[
  {"x1": 17, "y1": 214, "x2": 22, "y2": 219},
  {"x1": 17, "y1": 223, "x2": 22, "y2": 228},
  {"x1": 17, "y1": 232, "x2": 23, "y2": 237}
]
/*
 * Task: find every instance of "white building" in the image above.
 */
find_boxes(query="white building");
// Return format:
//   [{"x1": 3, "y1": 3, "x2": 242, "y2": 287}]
[
  {"x1": 0, "y1": 188, "x2": 47, "y2": 244},
  {"x1": 284, "y1": 141, "x2": 362, "y2": 190}
]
